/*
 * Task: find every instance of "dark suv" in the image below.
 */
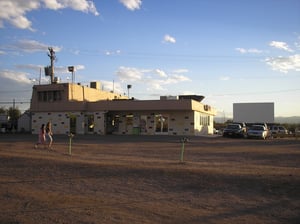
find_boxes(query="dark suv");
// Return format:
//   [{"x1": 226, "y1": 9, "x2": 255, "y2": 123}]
[{"x1": 223, "y1": 123, "x2": 246, "y2": 138}]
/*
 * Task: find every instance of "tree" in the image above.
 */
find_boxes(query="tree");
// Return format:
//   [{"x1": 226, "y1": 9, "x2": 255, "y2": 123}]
[
  {"x1": 8, "y1": 107, "x2": 21, "y2": 131},
  {"x1": 0, "y1": 107, "x2": 6, "y2": 114},
  {"x1": 8, "y1": 107, "x2": 21, "y2": 120}
]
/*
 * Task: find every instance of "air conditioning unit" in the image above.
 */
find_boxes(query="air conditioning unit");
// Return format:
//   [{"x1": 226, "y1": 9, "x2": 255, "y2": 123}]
[{"x1": 53, "y1": 77, "x2": 60, "y2": 83}]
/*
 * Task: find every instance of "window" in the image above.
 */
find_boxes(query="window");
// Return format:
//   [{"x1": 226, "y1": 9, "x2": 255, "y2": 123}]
[
  {"x1": 38, "y1": 91, "x2": 62, "y2": 102},
  {"x1": 38, "y1": 92, "x2": 43, "y2": 101},
  {"x1": 53, "y1": 91, "x2": 61, "y2": 101},
  {"x1": 126, "y1": 114, "x2": 133, "y2": 126},
  {"x1": 199, "y1": 114, "x2": 210, "y2": 126}
]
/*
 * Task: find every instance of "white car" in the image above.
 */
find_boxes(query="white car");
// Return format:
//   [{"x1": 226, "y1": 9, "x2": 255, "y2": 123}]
[
  {"x1": 269, "y1": 125, "x2": 288, "y2": 137},
  {"x1": 247, "y1": 125, "x2": 268, "y2": 139}
]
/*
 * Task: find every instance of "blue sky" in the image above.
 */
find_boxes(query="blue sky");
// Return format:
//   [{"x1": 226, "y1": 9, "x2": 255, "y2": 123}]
[{"x1": 0, "y1": 0, "x2": 300, "y2": 118}]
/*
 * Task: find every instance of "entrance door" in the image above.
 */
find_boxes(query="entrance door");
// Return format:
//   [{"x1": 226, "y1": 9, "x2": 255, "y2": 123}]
[
  {"x1": 140, "y1": 115, "x2": 147, "y2": 134},
  {"x1": 69, "y1": 115, "x2": 76, "y2": 134},
  {"x1": 106, "y1": 113, "x2": 119, "y2": 134},
  {"x1": 155, "y1": 114, "x2": 169, "y2": 134},
  {"x1": 86, "y1": 114, "x2": 94, "y2": 134}
]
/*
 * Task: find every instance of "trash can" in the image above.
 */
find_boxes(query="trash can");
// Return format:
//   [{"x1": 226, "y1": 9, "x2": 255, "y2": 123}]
[{"x1": 132, "y1": 127, "x2": 140, "y2": 135}]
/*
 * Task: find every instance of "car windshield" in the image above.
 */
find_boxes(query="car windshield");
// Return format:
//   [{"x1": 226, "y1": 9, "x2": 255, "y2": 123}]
[
  {"x1": 227, "y1": 124, "x2": 240, "y2": 129},
  {"x1": 250, "y1": 126, "x2": 264, "y2": 131}
]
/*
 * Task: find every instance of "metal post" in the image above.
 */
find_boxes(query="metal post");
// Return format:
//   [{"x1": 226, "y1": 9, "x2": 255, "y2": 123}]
[
  {"x1": 180, "y1": 137, "x2": 188, "y2": 163},
  {"x1": 180, "y1": 141, "x2": 185, "y2": 162},
  {"x1": 68, "y1": 133, "x2": 74, "y2": 155}
]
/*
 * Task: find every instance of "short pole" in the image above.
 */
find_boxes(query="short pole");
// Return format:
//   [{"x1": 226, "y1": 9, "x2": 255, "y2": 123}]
[
  {"x1": 180, "y1": 137, "x2": 188, "y2": 163},
  {"x1": 180, "y1": 141, "x2": 185, "y2": 162},
  {"x1": 68, "y1": 133, "x2": 74, "y2": 155}
]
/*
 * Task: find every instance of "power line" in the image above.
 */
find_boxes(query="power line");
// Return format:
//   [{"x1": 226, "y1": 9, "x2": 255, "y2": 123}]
[
  {"x1": 0, "y1": 89, "x2": 31, "y2": 93},
  {"x1": 211, "y1": 88, "x2": 300, "y2": 97},
  {"x1": 0, "y1": 101, "x2": 30, "y2": 104}
]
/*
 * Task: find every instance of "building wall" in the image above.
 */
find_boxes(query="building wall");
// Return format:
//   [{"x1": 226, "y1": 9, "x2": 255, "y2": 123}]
[
  {"x1": 107, "y1": 111, "x2": 213, "y2": 136},
  {"x1": 32, "y1": 110, "x2": 215, "y2": 136},
  {"x1": 168, "y1": 111, "x2": 195, "y2": 135},
  {"x1": 30, "y1": 83, "x2": 216, "y2": 136},
  {"x1": 32, "y1": 112, "x2": 72, "y2": 135},
  {"x1": 18, "y1": 112, "x2": 31, "y2": 132},
  {"x1": 32, "y1": 111, "x2": 106, "y2": 135},
  {"x1": 68, "y1": 84, "x2": 127, "y2": 102},
  {"x1": 194, "y1": 111, "x2": 214, "y2": 135},
  {"x1": 30, "y1": 83, "x2": 128, "y2": 112}
]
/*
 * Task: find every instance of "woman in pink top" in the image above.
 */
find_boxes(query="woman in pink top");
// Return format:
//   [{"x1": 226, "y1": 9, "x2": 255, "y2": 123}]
[{"x1": 34, "y1": 124, "x2": 46, "y2": 149}]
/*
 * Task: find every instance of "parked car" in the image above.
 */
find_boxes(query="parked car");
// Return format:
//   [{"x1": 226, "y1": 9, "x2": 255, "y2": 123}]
[
  {"x1": 223, "y1": 123, "x2": 246, "y2": 138},
  {"x1": 253, "y1": 123, "x2": 268, "y2": 129},
  {"x1": 295, "y1": 127, "x2": 300, "y2": 137},
  {"x1": 247, "y1": 125, "x2": 269, "y2": 139},
  {"x1": 214, "y1": 128, "x2": 220, "y2": 135},
  {"x1": 269, "y1": 125, "x2": 288, "y2": 138}
]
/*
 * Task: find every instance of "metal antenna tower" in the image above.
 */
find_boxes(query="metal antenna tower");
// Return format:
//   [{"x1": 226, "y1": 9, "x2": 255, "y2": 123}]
[{"x1": 47, "y1": 47, "x2": 56, "y2": 84}]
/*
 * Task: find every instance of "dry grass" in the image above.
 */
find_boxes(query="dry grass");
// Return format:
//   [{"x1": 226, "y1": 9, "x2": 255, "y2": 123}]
[{"x1": 0, "y1": 134, "x2": 299, "y2": 224}]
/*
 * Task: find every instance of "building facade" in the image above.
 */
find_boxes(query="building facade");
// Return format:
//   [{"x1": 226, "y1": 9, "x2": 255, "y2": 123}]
[{"x1": 30, "y1": 82, "x2": 216, "y2": 135}]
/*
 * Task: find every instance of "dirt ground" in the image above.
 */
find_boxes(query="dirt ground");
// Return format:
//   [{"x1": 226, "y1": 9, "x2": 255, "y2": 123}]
[{"x1": 0, "y1": 134, "x2": 299, "y2": 224}]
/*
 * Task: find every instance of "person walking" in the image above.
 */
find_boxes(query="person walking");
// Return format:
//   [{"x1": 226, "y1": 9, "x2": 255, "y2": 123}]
[
  {"x1": 46, "y1": 121, "x2": 53, "y2": 149},
  {"x1": 35, "y1": 124, "x2": 46, "y2": 149}
]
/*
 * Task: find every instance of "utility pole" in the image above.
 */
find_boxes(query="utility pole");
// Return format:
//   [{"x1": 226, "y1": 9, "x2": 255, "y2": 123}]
[{"x1": 47, "y1": 47, "x2": 56, "y2": 84}]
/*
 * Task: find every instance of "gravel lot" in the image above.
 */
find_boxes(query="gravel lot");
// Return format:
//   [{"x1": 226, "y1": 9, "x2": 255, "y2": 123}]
[{"x1": 0, "y1": 134, "x2": 299, "y2": 224}]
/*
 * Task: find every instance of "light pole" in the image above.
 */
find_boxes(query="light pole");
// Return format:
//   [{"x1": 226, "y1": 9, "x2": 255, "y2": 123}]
[
  {"x1": 68, "y1": 66, "x2": 75, "y2": 83},
  {"x1": 127, "y1": 84, "x2": 132, "y2": 99}
]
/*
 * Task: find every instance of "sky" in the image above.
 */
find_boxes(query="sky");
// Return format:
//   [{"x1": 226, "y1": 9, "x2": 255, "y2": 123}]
[{"x1": 0, "y1": 0, "x2": 300, "y2": 118}]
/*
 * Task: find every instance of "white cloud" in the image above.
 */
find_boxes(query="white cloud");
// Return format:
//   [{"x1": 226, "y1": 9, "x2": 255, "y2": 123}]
[
  {"x1": 70, "y1": 49, "x2": 80, "y2": 55},
  {"x1": 0, "y1": 0, "x2": 99, "y2": 30},
  {"x1": 165, "y1": 74, "x2": 191, "y2": 84},
  {"x1": 43, "y1": 0, "x2": 99, "y2": 15},
  {"x1": 172, "y1": 69, "x2": 189, "y2": 74},
  {"x1": 116, "y1": 66, "x2": 190, "y2": 91},
  {"x1": 75, "y1": 64, "x2": 85, "y2": 70},
  {"x1": 16, "y1": 64, "x2": 43, "y2": 71},
  {"x1": 295, "y1": 36, "x2": 300, "y2": 50},
  {"x1": 235, "y1": 48, "x2": 262, "y2": 54},
  {"x1": 116, "y1": 66, "x2": 143, "y2": 82},
  {"x1": 7, "y1": 39, "x2": 62, "y2": 53},
  {"x1": 0, "y1": 69, "x2": 31, "y2": 84},
  {"x1": 51, "y1": 64, "x2": 86, "y2": 74},
  {"x1": 219, "y1": 76, "x2": 230, "y2": 81},
  {"x1": 105, "y1": 50, "x2": 121, "y2": 56},
  {"x1": 15, "y1": 63, "x2": 85, "y2": 76},
  {"x1": 235, "y1": 48, "x2": 247, "y2": 54},
  {"x1": 0, "y1": 1, "x2": 38, "y2": 30},
  {"x1": 119, "y1": 0, "x2": 142, "y2": 11},
  {"x1": 265, "y1": 54, "x2": 300, "y2": 73},
  {"x1": 154, "y1": 69, "x2": 167, "y2": 78},
  {"x1": 163, "y1": 34, "x2": 176, "y2": 44},
  {"x1": 99, "y1": 80, "x2": 123, "y2": 93},
  {"x1": 269, "y1": 41, "x2": 293, "y2": 52},
  {"x1": 146, "y1": 79, "x2": 166, "y2": 91}
]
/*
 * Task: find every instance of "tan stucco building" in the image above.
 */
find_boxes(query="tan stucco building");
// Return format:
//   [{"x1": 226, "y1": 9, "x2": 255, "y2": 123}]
[{"x1": 30, "y1": 82, "x2": 217, "y2": 135}]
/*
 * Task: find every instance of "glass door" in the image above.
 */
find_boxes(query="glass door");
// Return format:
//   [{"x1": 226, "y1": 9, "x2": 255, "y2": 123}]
[
  {"x1": 86, "y1": 114, "x2": 94, "y2": 134},
  {"x1": 155, "y1": 114, "x2": 169, "y2": 134}
]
